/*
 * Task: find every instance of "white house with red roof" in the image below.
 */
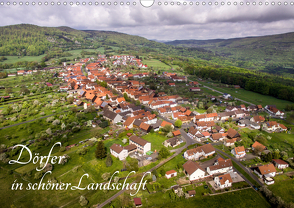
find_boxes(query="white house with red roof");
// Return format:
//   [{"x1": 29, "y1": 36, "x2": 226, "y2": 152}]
[
  {"x1": 165, "y1": 170, "x2": 177, "y2": 179},
  {"x1": 231, "y1": 146, "x2": 246, "y2": 158}
]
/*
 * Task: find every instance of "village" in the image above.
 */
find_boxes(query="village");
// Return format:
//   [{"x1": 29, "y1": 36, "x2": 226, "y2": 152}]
[{"x1": 1, "y1": 54, "x2": 294, "y2": 208}]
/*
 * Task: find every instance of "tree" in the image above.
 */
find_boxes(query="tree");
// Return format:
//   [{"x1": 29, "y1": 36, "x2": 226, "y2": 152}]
[
  {"x1": 280, "y1": 151, "x2": 288, "y2": 160},
  {"x1": 101, "y1": 172, "x2": 111, "y2": 180},
  {"x1": 105, "y1": 153, "x2": 113, "y2": 167},
  {"x1": 79, "y1": 196, "x2": 88, "y2": 207},
  {"x1": 5, "y1": 87, "x2": 12, "y2": 94},
  {"x1": 253, "y1": 145, "x2": 264, "y2": 155},
  {"x1": 175, "y1": 119, "x2": 182, "y2": 128},
  {"x1": 95, "y1": 141, "x2": 106, "y2": 159},
  {"x1": 162, "y1": 124, "x2": 173, "y2": 133},
  {"x1": 135, "y1": 100, "x2": 141, "y2": 106},
  {"x1": 159, "y1": 146, "x2": 170, "y2": 159}
]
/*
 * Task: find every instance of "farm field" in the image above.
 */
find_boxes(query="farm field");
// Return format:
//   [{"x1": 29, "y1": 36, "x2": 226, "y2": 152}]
[
  {"x1": 107, "y1": 186, "x2": 270, "y2": 208},
  {"x1": 268, "y1": 178, "x2": 294, "y2": 203},
  {"x1": 1, "y1": 54, "x2": 47, "y2": 64},
  {"x1": 195, "y1": 79, "x2": 294, "y2": 110}
]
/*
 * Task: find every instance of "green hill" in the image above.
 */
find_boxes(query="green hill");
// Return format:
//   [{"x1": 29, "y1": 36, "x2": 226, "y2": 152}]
[{"x1": 165, "y1": 33, "x2": 294, "y2": 76}]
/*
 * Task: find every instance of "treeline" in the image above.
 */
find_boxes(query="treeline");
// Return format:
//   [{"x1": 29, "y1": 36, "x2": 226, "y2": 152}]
[{"x1": 185, "y1": 65, "x2": 294, "y2": 103}]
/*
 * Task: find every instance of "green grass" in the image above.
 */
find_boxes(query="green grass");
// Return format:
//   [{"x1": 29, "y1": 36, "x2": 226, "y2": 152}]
[
  {"x1": 167, "y1": 142, "x2": 186, "y2": 150},
  {"x1": 114, "y1": 187, "x2": 270, "y2": 208},
  {"x1": 1, "y1": 54, "x2": 47, "y2": 64},
  {"x1": 268, "y1": 179, "x2": 294, "y2": 203},
  {"x1": 159, "y1": 154, "x2": 186, "y2": 173},
  {"x1": 196, "y1": 79, "x2": 294, "y2": 110},
  {"x1": 142, "y1": 133, "x2": 167, "y2": 152},
  {"x1": 142, "y1": 58, "x2": 172, "y2": 70},
  {"x1": 231, "y1": 161, "x2": 260, "y2": 187}
]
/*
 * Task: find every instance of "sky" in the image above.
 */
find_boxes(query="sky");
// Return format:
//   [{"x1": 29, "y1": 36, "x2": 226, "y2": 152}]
[{"x1": 1, "y1": 0, "x2": 294, "y2": 40}]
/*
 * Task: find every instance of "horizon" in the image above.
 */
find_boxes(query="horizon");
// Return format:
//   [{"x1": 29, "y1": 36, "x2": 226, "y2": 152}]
[
  {"x1": 1, "y1": 23, "x2": 294, "y2": 42},
  {"x1": 1, "y1": 2, "x2": 294, "y2": 40}
]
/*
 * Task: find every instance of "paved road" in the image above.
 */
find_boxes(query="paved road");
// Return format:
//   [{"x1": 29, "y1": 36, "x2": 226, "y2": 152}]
[
  {"x1": 188, "y1": 78, "x2": 256, "y2": 106},
  {"x1": 215, "y1": 148, "x2": 263, "y2": 187},
  {"x1": 202, "y1": 85, "x2": 256, "y2": 106},
  {"x1": 97, "y1": 142, "x2": 187, "y2": 208}
]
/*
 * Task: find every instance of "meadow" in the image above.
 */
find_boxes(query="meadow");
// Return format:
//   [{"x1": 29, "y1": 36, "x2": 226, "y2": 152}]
[{"x1": 195, "y1": 79, "x2": 294, "y2": 110}]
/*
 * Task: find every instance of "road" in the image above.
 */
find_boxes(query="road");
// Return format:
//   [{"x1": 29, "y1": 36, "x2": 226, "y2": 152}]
[
  {"x1": 97, "y1": 140, "x2": 187, "y2": 208},
  {"x1": 201, "y1": 85, "x2": 256, "y2": 106},
  {"x1": 188, "y1": 78, "x2": 256, "y2": 106},
  {"x1": 215, "y1": 148, "x2": 263, "y2": 187}
]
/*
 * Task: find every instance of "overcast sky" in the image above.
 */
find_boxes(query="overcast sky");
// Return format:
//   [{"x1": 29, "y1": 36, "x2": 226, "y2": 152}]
[{"x1": 1, "y1": 0, "x2": 294, "y2": 40}]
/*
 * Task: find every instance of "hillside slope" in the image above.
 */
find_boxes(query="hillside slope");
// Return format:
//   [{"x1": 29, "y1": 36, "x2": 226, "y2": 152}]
[{"x1": 166, "y1": 33, "x2": 294, "y2": 75}]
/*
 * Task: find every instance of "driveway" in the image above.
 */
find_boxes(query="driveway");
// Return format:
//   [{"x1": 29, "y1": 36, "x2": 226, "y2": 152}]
[{"x1": 244, "y1": 153, "x2": 257, "y2": 161}]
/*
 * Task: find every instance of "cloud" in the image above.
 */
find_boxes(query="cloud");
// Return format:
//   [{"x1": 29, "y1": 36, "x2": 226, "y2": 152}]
[{"x1": 0, "y1": 1, "x2": 294, "y2": 40}]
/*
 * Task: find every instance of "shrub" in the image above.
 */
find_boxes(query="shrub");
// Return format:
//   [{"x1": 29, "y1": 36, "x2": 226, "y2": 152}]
[
  {"x1": 52, "y1": 119, "x2": 60, "y2": 125},
  {"x1": 79, "y1": 196, "x2": 88, "y2": 207}
]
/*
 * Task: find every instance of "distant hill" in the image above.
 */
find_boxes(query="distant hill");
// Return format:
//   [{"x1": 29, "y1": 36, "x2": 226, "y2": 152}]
[
  {"x1": 165, "y1": 33, "x2": 294, "y2": 75},
  {"x1": 0, "y1": 24, "x2": 168, "y2": 56}
]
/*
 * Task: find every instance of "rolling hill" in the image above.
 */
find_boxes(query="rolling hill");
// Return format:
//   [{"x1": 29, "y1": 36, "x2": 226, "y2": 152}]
[{"x1": 165, "y1": 33, "x2": 294, "y2": 76}]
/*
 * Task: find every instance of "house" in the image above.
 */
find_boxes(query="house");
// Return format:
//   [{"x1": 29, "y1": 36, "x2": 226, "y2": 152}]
[
  {"x1": 227, "y1": 128, "x2": 240, "y2": 139},
  {"x1": 238, "y1": 119, "x2": 251, "y2": 127},
  {"x1": 190, "y1": 87, "x2": 201, "y2": 92},
  {"x1": 225, "y1": 106, "x2": 238, "y2": 112},
  {"x1": 215, "y1": 125, "x2": 225, "y2": 133},
  {"x1": 103, "y1": 110, "x2": 123, "y2": 124},
  {"x1": 257, "y1": 105, "x2": 263, "y2": 110},
  {"x1": 264, "y1": 121, "x2": 279, "y2": 131},
  {"x1": 133, "y1": 198, "x2": 142, "y2": 207},
  {"x1": 172, "y1": 185, "x2": 182, "y2": 193},
  {"x1": 252, "y1": 141, "x2": 266, "y2": 151},
  {"x1": 160, "y1": 120, "x2": 174, "y2": 129},
  {"x1": 188, "y1": 190, "x2": 196, "y2": 197},
  {"x1": 129, "y1": 135, "x2": 151, "y2": 155},
  {"x1": 139, "y1": 122, "x2": 152, "y2": 133},
  {"x1": 165, "y1": 170, "x2": 177, "y2": 179},
  {"x1": 184, "y1": 143, "x2": 215, "y2": 160},
  {"x1": 224, "y1": 138, "x2": 237, "y2": 147},
  {"x1": 183, "y1": 160, "x2": 206, "y2": 181},
  {"x1": 211, "y1": 133, "x2": 224, "y2": 142},
  {"x1": 207, "y1": 159, "x2": 233, "y2": 175},
  {"x1": 172, "y1": 130, "x2": 181, "y2": 137},
  {"x1": 231, "y1": 146, "x2": 246, "y2": 158},
  {"x1": 17, "y1": 70, "x2": 25, "y2": 75},
  {"x1": 110, "y1": 144, "x2": 128, "y2": 160},
  {"x1": 214, "y1": 173, "x2": 233, "y2": 189},
  {"x1": 164, "y1": 137, "x2": 181, "y2": 148},
  {"x1": 124, "y1": 144, "x2": 137, "y2": 154},
  {"x1": 250, "y1": 115, "x2": 265, "y2": 123},
  {"x1": 124, "y1": 117, "x2": 136, "y2": 128},
  {"x1": 265, "y1": 105, "x2": 284, "y2": 116},
  {"x1": 223, "y1": 93, "x2": 231, "y2": 99},
  {"x1": 272, "y1": 159, "x2": 289, "y2": 169},
  {"x1": 279, "y1": 124, "x2": 287, "y2": 131},
  {"x1": 169, "y1": 83, "x2": 176, "y2": 87},
  {"x1": 254, "y1": 163, "x2": 276, "y2": 178}
]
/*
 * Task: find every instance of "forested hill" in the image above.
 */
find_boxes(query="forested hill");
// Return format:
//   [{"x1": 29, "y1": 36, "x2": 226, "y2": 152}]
[
  {"x1": 165, "y1": 32, "x2": 294, "y2": 75},
  {"x1": 0, "y1": 24, "x2": 216, "y2": 60},
  {"x1": 0, "y1": 24, "x2": 170, "y2": 56}
]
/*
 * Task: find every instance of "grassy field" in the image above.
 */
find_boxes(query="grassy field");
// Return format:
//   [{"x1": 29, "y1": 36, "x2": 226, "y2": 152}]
[
  {"x1": 1, "y1": 54, "x2": 47, "y2": 64},
  {"x1": 142, "y1": 58, "x2": 172, "y2": 70},
  {"x1": 1, "y1": 143, "x2": 122, "y2": 208},
  {"x1": 159, "y1": 154, "x2": 186, "y2": 172},
  {"x1": 268, "y1": 178, "x2": 294, "y2": 203},
  {"x1": 109, "y1": 186, "x2": 270, "y2": 208},
  {"x1": 195, "y1": 79, "x2": 294, "y2": 110},
  {"x1": 142, "y1": 133, "x2": 167, "y2": 152}
]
